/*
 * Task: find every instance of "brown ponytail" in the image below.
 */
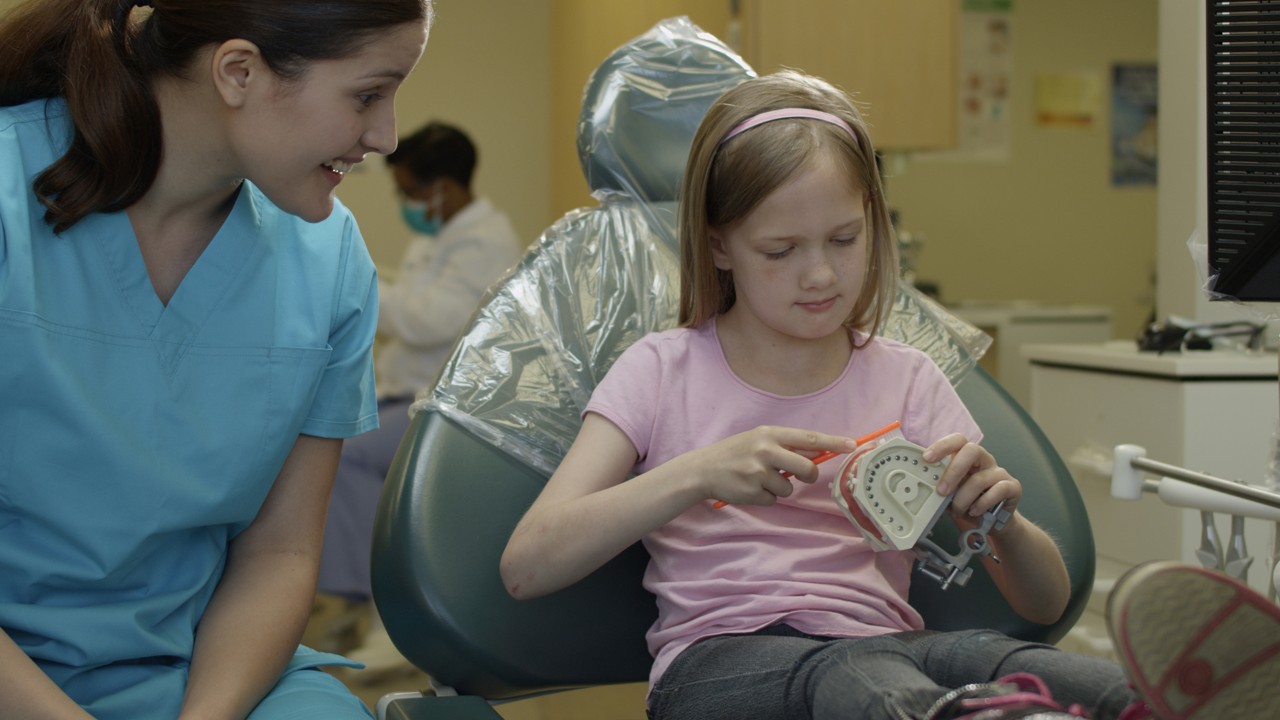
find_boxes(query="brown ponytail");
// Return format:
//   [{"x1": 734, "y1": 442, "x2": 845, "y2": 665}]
[
  {"x1": 0, "y1": 1, "x2": 161, "y2": 233},
  {"x1": 0, "y1": 0, "x2": 431, "y2": 233}
]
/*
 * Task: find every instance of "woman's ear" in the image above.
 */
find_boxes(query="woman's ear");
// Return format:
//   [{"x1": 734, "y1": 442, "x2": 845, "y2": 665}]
[
  {"x1": 211, "y1": 39, "x2": 266, "y2": 109},
  {"x1": 709, "y1": 229, "x2": 733, "y2": 271}
]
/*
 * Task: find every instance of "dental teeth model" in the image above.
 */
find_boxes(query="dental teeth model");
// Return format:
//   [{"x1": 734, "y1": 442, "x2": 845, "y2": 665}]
[{"x1": 832, "y1": 423, "x2": 1011, "y2": 590}]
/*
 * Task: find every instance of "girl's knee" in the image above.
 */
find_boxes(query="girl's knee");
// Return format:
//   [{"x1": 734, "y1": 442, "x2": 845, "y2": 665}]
[
  {"x1": 804, "y1": 633, "x2": 922, "y2": 685},
  {"x1": 825, "y1": 632, "x2": 913, "y2": 660}
]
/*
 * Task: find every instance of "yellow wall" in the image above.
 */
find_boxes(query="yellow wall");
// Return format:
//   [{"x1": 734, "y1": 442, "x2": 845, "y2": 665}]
[
  {"x1": 883, "y1": 0, "x2": 1159, "y2": 339},
  {"x1": 1, "y1": 0, "x2": 1159, "y2": 340}
]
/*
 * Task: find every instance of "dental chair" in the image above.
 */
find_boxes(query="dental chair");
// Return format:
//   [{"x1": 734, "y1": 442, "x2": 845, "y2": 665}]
[{"x1": 369, "y1": 18, "x2": 1095, "y2": 720}]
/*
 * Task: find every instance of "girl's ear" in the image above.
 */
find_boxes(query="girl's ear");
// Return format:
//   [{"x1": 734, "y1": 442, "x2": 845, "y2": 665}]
[
  {"x1": 211, "y1": 39, "x2": 267, "y2": 109},
  {"x1": 709, "y1": 229, "x2": 733, "y2": 271}
]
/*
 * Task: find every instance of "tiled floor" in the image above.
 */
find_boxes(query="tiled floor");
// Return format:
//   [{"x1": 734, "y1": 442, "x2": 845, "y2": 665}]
[{"x1": 305, "y1": 595, "x2": 649, "y2": 719}]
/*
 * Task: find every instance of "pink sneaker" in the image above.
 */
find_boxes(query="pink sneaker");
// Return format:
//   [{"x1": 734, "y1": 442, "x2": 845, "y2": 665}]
[{"x1": 1107, "y1": 561, "x2": 1280, "y2": 719}]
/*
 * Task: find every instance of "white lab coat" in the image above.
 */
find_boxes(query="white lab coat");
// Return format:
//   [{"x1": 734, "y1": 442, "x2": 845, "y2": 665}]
[{"x1": 376, "y1": 197, "x2": 521, "y2": 398}]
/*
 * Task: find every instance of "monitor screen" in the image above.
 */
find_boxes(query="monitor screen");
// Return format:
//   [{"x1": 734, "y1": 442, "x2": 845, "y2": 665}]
[{"x1": 1206, "y1": 1, "x2": 1280, "y2": 303}]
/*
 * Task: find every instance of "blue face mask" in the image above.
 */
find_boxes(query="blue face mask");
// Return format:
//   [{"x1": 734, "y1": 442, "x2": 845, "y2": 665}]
[{"x1": 400, "y1": 200, "x2": 441, "y2": 236}]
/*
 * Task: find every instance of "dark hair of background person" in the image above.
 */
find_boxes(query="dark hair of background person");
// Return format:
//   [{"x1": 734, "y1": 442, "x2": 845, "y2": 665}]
[
  {"x1": 387, "y1": 122, "x2": 478, "y2": 189},
  {"x1": 0, "y1": 0, "x2": 432, "y2": 233}
]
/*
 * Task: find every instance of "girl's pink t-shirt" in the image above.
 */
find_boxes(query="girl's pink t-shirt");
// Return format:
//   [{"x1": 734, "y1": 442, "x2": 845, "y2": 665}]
[{"x1": 585, "y1": 321, "x2": 982, "y2": 691}]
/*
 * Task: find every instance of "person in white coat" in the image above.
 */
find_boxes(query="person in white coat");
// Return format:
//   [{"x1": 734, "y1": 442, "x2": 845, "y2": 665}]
[{"x1": 318, "y1": 121, "x2": 522, "y2": 675}]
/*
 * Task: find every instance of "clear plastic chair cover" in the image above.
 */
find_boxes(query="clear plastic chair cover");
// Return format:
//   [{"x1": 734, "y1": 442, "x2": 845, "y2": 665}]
[{"x1": 415, "y1": 17, "x2": 990, "y2": 477}]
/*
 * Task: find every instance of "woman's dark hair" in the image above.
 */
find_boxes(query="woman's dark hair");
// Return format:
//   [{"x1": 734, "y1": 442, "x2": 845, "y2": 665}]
[
  {"x1": 387, "y1": 122, "x2": 478, "y2": 189},
  {"x1": 0, "y1": 0, "x2": 431, "y2": 233}
]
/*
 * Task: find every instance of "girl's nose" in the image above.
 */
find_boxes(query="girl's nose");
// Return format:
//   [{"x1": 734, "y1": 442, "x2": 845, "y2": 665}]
[{"x1": 802, "y1": 253, "x2": 838, "y2": 288}]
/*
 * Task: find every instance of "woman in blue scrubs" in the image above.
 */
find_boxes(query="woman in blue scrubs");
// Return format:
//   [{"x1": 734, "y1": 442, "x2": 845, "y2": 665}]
[{"x1": 0, "y1": 1, "x2": 432, "y2": 717}]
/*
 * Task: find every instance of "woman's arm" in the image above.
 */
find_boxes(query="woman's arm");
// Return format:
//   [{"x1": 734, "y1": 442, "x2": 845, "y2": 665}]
[
  {"x1": 178, "y1": 434, "x2": 341, "y2": 720},
  {"x1": 0, "y1": 629, "x2": 96, "y2": 720},
  {"x1": 500, "y1": 414, "x2": 858, "y2": 599}
]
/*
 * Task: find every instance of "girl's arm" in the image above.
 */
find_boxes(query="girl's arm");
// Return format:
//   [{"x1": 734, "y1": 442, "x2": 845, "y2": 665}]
[
  {"x1": 924, "y1": 435, "x2": 1071, "y2": 626},
  {"x1": 501, "y1": 413, "x2": 701, "y2": 600},
  {"x1": 178, "y1": 434, "x2": 341, "y2": 720},
  {"x1": 0, "y1": 630, "x2": 96, "y2": 720},
  {"x1": 978, "y1": 512, "x2": 1071, "y2": 625},
  {"x1": 501, "y1": 413, "x2": 857, "y2": 599}
]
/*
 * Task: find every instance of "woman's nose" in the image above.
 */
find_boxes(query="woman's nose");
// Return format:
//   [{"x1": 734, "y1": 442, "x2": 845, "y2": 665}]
[{"x1": 364, "y1": 106, "x2": 399, "y2": 156}]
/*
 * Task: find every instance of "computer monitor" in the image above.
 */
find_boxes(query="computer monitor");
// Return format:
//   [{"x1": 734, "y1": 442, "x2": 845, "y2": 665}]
[{"x1": 1206, "y1": 1, "x2": 1280, "y2": 303}]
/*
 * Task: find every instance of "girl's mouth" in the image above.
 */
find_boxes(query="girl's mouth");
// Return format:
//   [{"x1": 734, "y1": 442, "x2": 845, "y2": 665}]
[{"x1": 799, "y1": 297, "x2": 837, "y2": 312}]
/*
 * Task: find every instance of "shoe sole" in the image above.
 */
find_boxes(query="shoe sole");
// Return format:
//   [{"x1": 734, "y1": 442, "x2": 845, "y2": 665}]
[{"x1": 1107, "y1": 562, "x2": 1280, "y2": 719}]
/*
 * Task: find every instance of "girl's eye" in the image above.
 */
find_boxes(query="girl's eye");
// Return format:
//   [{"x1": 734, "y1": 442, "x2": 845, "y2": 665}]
[
  {"x1": 765, "y1": 247, "x2": 793, "y2": 260},
  {"x1": 832, "y1": 235, "x2": 858, "y2": 246},
  {"x1": 358, "y1": 92, "x2": 385, "y2": 108}
]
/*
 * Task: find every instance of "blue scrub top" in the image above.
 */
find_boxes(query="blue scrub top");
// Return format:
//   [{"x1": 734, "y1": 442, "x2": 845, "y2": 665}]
[{"x1": 0, "y1": 99, "x2": 379, "y2": 715}]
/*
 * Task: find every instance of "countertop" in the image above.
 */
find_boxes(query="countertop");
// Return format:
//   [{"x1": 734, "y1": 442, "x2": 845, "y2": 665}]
[{"x1": 1023, "y1": 340, "x2": 1278, "y2": 379}]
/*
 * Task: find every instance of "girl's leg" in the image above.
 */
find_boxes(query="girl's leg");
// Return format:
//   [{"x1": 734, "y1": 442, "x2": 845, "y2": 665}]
[
  {"x1": 914, "y1": 628, "x2": 1140, "y2": 719},
  {"x1": 647, "y1": 626, "x2": 950, "y2": 720}
]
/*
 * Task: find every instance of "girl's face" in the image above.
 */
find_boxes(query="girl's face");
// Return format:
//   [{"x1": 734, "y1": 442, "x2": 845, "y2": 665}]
[
  {"x1": 710, "y1": 156, "x2": 869, "y2": 346},
  {"x1": 232, "y1": 20, "x2": 428, "y2": 222}
]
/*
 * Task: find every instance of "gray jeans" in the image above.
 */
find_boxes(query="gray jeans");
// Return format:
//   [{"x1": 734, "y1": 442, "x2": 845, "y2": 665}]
[{"x1": 647, "y1": 625, "x2": 1137, "y2": 720}]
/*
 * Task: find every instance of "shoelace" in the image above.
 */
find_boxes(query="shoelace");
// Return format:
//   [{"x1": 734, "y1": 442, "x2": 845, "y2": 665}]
[{"x1": 954, "y1": 673, "x2": 1091, "y2": 717}]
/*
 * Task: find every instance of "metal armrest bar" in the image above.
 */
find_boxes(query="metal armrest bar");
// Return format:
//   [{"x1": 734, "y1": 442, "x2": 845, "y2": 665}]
[{"x1": 1128, "y1": 456, "x2": 1280, "y2": 511}]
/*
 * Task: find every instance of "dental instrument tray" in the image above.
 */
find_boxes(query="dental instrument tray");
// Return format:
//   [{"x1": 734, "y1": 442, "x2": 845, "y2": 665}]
[{"x1": 832, "y1": 423, "x2": 1011, "y2": 590}]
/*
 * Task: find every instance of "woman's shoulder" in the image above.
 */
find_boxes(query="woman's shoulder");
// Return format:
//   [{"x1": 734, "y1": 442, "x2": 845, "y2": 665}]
[
  {"x1": 0, "y1": 97, "x2": 66, "y2": 128},
  {"x1": 0, "y1": 98, "x2": 70, "y2": 165}
]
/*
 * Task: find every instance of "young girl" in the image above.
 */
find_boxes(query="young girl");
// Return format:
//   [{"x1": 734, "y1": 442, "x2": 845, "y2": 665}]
[
  {"x1": 0, "y1": 1, "x2": 430, "y2": 718},
  {"x1": 500, "y1": 71, "x2": 1152, "y2": 719}
]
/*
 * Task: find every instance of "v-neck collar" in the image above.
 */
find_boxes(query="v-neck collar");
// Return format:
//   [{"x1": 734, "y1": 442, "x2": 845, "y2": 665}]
[{"x1": 78, "y1": 186, "x2": 261, "y2": 376}]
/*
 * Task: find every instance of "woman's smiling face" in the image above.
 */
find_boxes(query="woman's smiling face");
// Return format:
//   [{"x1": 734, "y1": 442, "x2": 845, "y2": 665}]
[{"x1": 230, "y1": 20, "x2": 429, "y2": 223}]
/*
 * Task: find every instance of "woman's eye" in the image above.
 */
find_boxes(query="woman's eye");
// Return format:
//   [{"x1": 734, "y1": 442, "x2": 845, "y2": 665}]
[
  {"x1": 832, "y1": 236, "x2": 858, "y2": 246},
  {"x1": 358, "y1": 93, "x2": 385, "y2": 108}
]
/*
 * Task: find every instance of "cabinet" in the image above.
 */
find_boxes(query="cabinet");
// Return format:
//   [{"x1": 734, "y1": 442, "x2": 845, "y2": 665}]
[
  {"x1": 742, "y1": 0, "x2": 959, "y2": 150},
  {"x1": 1025, "y1": 342, "x2": 1278, "y2": 655},
  {"x1": 950, "y1": 302, "x2": 1113, "y2": 409}
]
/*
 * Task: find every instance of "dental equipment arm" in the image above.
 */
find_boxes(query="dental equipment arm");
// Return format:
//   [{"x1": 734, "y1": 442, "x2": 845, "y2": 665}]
[{"x1": 1111, "y1": 444, "x2": 1280, "y2": 595}]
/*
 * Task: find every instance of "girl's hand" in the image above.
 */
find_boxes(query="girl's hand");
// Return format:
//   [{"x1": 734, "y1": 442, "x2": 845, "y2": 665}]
[
  {"x1": 692, "y1": 425, "x2": 856, "y2": 507},
  {"x1": 922, "y1": 433, "x2": 1022, "y2": 530}
]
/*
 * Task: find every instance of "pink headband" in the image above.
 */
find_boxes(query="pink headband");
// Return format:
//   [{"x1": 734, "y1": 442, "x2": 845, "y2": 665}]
[{"x1": 720, "y1": 108, "x2": 858, "y2": 146}]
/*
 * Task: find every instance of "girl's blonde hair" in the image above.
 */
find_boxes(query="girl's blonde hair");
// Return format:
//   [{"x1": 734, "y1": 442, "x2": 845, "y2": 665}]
[{"x1": 677, "y1": 70, "x2": 899, "y2": 342}]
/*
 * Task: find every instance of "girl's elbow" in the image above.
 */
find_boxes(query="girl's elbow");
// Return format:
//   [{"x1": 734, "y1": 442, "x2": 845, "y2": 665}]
[
  {"x1": 501, "y1": 573, "x2": 532, "y2": 601},
  {"x1": 1016, "y1": 589, "x2": 1070, "y2": 626},
  {"x1": 498, "y1": 551, "x2": 541, "y2": 601},
  {"x1": 1023, "y1": 601, "x2": 1067, "y2": 627}
]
